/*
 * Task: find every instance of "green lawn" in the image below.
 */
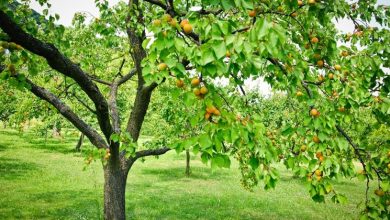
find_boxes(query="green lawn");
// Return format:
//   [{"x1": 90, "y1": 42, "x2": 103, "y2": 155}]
[{"x1": 0, "y1": 129, "x2": 366, "y2": 219}]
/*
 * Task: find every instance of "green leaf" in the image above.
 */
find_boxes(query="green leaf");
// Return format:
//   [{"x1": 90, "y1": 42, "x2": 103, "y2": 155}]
[
  {"x1": 198, "y1": 134, "x2": 212, "y2": 149},
  {"x1": 213, "y1": 41, "x2": 226, "y2": 59}
]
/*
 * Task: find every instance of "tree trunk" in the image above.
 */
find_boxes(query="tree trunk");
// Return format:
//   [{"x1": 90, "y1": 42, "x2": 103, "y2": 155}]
[
  {"x1": 103, "y1": 163, "x2": 127, "y2": 220},
  {"x1": 52, "y1": 121, "x2": 61, "y2": 138},
  {"x1": 185, "y1": 149, "x2": 191, "y2": 177},
  {"x1": 75, "y1": 133, "x2": 84, "y2": 152}
]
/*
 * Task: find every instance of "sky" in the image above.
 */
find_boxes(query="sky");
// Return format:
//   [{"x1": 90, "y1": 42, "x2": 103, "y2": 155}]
[{"x1": 27, "y1": 0, "x2": 388, "y2": 96}]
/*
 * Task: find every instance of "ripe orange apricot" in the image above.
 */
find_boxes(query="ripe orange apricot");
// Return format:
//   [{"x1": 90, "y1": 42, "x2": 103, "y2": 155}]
[
  {"x1": 183, "y1": 23, "x2": 193, "y2": 34},
  {"x1": 180, "y1": 19, "x2": 189, "y2": 28},
  {"x1": 313, "y1": 136, "x2": 320, "y2": 143},
  {"x1": 310, "y1": 108, "x2": 320, "y2": 117},
  {"x1": 328, "y1": 73, "x2": 334, "y2": 80},
  {"x1": 334, "y1": 64, "x2": 342, "y2": 71},
  {"x1": 191, "y1": 78, "x2": 200, "y2": 86},
  {"x1": 248, "y1": 10, "x2": 256, "y2": 17},
  {"x1": 176, "y1": 79, "x2": 184, "y2": 88},
  {"x1": 200, "y1": 86, "x2": 208, "y2": 95},
  {"x1": 193, "y1": 88, "x2": 201, "y2": 96},
  {"x1": 317, "y1": 60, "x2": 324, "y2": 68},
  {"x1": 157, "y1": 63, "x2": 168, "y2": 71},
  {"x1": 311, "y1": 37, "x2": 319, "y2": 43}
]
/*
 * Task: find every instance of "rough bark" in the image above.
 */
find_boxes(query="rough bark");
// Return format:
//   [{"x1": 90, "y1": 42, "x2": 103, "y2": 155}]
[
  {"x1": 126, "y1": 87, "x2": 155, "y2": 141},
  {"x1": 103, "y1": 161, "x2": 127, "y2": 220}
]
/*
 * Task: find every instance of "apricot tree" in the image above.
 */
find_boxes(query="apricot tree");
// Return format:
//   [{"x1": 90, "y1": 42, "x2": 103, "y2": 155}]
[{"x1": 0, "y1": 0, "x2": 389, "y2": 219}]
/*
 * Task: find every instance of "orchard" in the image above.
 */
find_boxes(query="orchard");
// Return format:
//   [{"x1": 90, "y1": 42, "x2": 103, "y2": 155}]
[{"x1": 0, "y1": 0, "x2": 389, "y2": 219}]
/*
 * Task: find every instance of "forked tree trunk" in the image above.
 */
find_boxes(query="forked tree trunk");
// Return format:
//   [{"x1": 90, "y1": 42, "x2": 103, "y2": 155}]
[
  {"x1": 103, "y1": 162, "x2": 127, "y2": 220},
  {"x1": 185, "y1": 149, "x2": 191, "y2": 177}
]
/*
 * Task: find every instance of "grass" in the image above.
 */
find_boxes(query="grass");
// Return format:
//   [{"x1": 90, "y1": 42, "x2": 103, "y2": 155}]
[{"x1": 0, "y1": 129, "x2": 367, "y2": 219}]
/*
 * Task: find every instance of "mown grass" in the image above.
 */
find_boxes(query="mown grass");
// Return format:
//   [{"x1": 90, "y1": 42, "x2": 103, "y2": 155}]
[{"x1": 0, "y1": 129, "x2": 367, "y2": 219}]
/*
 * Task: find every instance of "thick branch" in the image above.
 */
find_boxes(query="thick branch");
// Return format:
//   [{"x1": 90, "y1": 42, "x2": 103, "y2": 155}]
[
  {"x1": 143, "y1": 0, "x2": 167, "y2": 10},
  {"x1": 0, "y1": 10, "x2": 113, "y2": 141},
  {"x1": 134, "y1": 147, "x2": 171, "y2": 159},
  {"x1": 117, "y1": 69, "x2": 137, "y2": 86},
  {"x1": 25, "y1": 77, "x2": 108, "y2": 148}
]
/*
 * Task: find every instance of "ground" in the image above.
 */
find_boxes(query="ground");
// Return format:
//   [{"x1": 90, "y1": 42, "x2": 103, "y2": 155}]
[{"x1": 0, "y1": 129, "x2": 366, "y2": 219}]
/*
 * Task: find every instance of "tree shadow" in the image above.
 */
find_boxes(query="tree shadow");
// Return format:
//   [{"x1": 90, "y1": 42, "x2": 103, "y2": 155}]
[
  {"x1": 125, "y1": 186, "x2": 267, "y2": 220},
  {"x1": 0, "y1": 144, "x2": 8, "y2": 151},
  {"x1": 140, "y1": 166, "x2": 232, "y2": 182},
  {"x1": 1, "y1": 189, "x2": 103, "y2": 220},
  {"x1": 0, "y1": 158, "x2": 39, "y2": 180},
  {"x1": 25, "y1": 137, "x2": 79, "y2": 154},
  {"x1": 0, "y1": 129, "x2": 79, "y2": 155}
]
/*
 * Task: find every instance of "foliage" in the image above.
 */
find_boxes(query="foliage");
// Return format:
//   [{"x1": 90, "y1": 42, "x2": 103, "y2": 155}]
[{"x1": 0, "y1": 0, "x2": 389, "y2": 218}]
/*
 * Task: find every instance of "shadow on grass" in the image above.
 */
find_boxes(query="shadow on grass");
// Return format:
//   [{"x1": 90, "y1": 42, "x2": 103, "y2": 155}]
[
  {"x1": 125, "y1": 187, "x2": 267, "y2": 220},
  {"x1": 0, "y1": 158, "x2": 39, "y2": 180},
  {"x1": 0, "y1": 144, "x2": 8, "y2": 151},
  {"x1": 0, "y1": 189, "x2": 103, "y2": 220},
  {"x1": 140, "y1": 166, "x2": 231, "y2": 182},
  {"x1": 0, "y1": 129, "x2": 78, "y2": 154}
]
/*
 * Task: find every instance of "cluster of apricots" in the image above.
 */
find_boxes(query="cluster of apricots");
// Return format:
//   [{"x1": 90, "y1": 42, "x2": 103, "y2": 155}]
[
  {"x1": 191, "y1": 77, "x2": 209, "y2": 99},
  {"x1": 205, "y1": 105, "x2": 221, "y2": 120},
  {"x1": 316, "y1": 151, "x2": 325, "y2": 162},
  {"x1": 152, "y1": 14, "x2": 193, "y2": 35}
]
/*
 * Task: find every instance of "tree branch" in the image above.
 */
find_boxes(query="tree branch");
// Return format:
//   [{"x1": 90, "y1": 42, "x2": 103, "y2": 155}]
[
  {"x1": 143, "y1": 0, "x2": 167, "y2": 10},
  {"x1": 23, "y1": 77, "x2": 108, "y2": 148},
  {"x1": 134, "y1": 147, "x2": 171, "y2": 159},
  {"x1": 117, "y1": 69, "x2": 137, "y2": 86},
  {"x1": 0, "y1": 10, "x2": 113, "y2": 141},
  {"x1": 72, "y1": 92, "x2": 97, "y2": 114}
]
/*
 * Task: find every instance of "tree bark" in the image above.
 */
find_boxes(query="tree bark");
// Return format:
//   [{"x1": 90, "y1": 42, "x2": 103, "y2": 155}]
[
  {"x1": 75, "y1": 133, "x2": 84, "y2": 152},
  {"x1": 103, "y1": 162, "x2": 128, "y2": 220},
  {"x1": 185, "y1": 149, "x2": 191, "y2": 177}
]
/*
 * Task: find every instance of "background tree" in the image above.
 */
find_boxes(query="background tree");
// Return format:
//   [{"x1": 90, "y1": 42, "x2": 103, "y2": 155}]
[{"x1": 0, "y1": 0, "x2": 389, "y2": 219}]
